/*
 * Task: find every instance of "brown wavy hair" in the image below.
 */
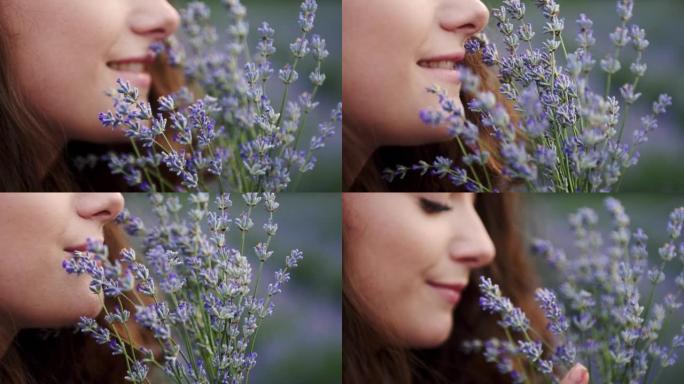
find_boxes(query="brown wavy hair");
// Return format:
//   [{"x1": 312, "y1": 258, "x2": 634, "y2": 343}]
[
  {"x1": 345, "y1": 51, "x2": 516, "y2": 192},
  {"x1": 0, "y1": 224, "x2": 159, "y2": 384},
  {"x1": 0, "y1": 15, "x2": 184, "y2": 192},
  {"x1": 343, "y1": 194, "x2": 552, "y2": 383}
]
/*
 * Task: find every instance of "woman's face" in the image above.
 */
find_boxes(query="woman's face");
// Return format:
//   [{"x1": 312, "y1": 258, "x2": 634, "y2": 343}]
[
  {"x1": 343, "y1": 0, "x2": 489, "y2": 146},
  {"x1": 0, "y1": 193, "x2": 124, "y2": 330},
  {"x1": 3, "y1": 0, "x2": 180, "y2": 143},
  {"x1": 344, "y1": 193, "x2": 495, "y2": 348}
]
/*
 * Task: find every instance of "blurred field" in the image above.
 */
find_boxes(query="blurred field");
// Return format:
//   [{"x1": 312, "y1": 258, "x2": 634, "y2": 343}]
[
  {"x1": 484, "y1": 0, "x2": 684, "y2": 191},
  {"x1": 523, "y1": 193, "x2": 684, "y2": 382},
  {"x1": 124, "y1": 193, "x2": 341, "y2": 384}
]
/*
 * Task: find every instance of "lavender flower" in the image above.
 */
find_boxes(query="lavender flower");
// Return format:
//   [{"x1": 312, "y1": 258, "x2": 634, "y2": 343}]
[
  {"x1": 62, "y1": 193, "x2": 303, "y2": 383},
  {"x1": 535, "y1": 288, "x2": 569, "y2": 336},
  {"x1": 467, "y1": 198, "x2": 684, "y2": 383},
  {"x1": 386, "y1": 0, "x2": 671, "y2": 192}
]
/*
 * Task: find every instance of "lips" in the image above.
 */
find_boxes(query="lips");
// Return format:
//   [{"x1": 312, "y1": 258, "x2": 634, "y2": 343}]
[
  {"x1": 106, "y1": 53, "x2": 155, "y2": 89},
  {"x1": 428, "y1": 281, "x2": 466, "y2": 304},
  {"x1": 64, "y1": 239, "x2": 104, "y2": 254},
  {"x1": 418, "y1": 52, "x2": 465, "y2": 69},
  {"x1": 64, "y1": 243, "x2": 89, "y2": 253},
  {"x1": 417, "y1": 53, "x2": 465, "y2": 83}
]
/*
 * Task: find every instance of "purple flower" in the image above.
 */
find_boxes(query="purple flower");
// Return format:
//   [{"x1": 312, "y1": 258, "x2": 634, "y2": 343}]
[
  {"x1": 535, "y1": 288, "x2": 569, "y2": 335},
  {"x1": 286, "y1": 249, "x2": 303, "y2": 269},
  {"x1": 465, "y1": 37, "x2": 481, "y2": 54},
  {"x1": 124, "y1": 361, "x2": 149, "y2": 384}
]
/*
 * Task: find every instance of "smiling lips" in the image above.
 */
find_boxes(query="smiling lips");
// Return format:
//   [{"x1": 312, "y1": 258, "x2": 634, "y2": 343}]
[
  {"x1": 106, "y1": 53, "x2": 155, "y2": 89},
  {"x1": 64, "y1": 243, "x2": 89, "y2": 253},
  {"x1": 428, "y1": 281, "x2": 466, "y2": 304},
  {"x1": 417, "y1": 53, "x2": 465, "y2": 83},
  {"x1": 64, "y1": 238, "x2": 104, "y2": 254},
  {"x1": 64, "y1": 242, "x2": 105, "y2": 267}
]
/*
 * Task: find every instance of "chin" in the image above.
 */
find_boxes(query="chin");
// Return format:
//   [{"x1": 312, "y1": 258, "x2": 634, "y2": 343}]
[
  {"x1": 72, "y1": 280, "x2": 105, "y2": 320},
  {"x1": 410, "y1": 317, "x2": 454, "y2": 348},
  {"x1": 75, "y1": 292, "x2": 105, "y2": 320},
  {"x1": 31, "y1": 295, "x2": 103, "y2": 329},
  {"x1": 380, "y1": 117, "x2": 454, "y2": 147}
]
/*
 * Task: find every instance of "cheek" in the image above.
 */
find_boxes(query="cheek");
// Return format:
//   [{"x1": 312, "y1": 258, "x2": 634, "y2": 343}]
[
  {"x1": 342, "y1": 10, "x2": 457, "y2": 146},
  {"x1": 11, "y1": 7, "x2": 130, "y2": 143},
  {"x1": 381, "y1": 247, "x2": 454, "y2": 347},
  {"x1": 357, "y1": 271, "x2": 454, "y2": 348},
  {"x1": 346, "y1": 227, "x2": 453, "y2": 347},
  {"x1": 21, "y1": 68, "x2": 128, "y2": 143}
]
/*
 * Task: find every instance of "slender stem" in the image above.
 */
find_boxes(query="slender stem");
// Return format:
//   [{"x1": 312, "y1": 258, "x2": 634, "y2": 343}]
[
  {"x1": 275, "y1": 31, "x2": 308, "y2": 129},
  {"x1": 503, "y1": 328, "x2": 532, "y2": 384},
  {"x1": 101, "y1": 301, "x2": 134, "y2": 374},
  {"x1": 130, "y1": 139, "x2": 157, "y2": 192},
  {"x1": 453, "y1": 135, "x2": 486, "y2": 190},
  {"x1": 617, "y1": 71, "x2": 642, "y2": 144}
]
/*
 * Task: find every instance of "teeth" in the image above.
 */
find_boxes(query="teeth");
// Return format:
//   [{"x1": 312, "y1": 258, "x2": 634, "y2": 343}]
[
  {"x1": 419, "y1": 60, "x2": 457, "y2": 70},
  {"x1": 107, "y1": 62, "x2": 147, "y2": 73}
]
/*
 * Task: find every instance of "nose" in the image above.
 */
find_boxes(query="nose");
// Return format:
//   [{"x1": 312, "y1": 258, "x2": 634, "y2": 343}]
[
  {"x1": 448, "y1": 207, "x2": 496, "y2": 269},
  {"x1": 129, "y1": 0, "x2": 181, "y2": 40},
  {"x1": 439, "y1": 0, "x2": 490, "y2": 37},
  {"x1": 76, "y1": 193, "x2": 125, "y2": 225}
]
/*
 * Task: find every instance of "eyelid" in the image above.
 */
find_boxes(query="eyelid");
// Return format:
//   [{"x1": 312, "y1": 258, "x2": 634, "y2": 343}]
[{"x1": 419, "y1": 197, "x2": 452, "y2": 214}]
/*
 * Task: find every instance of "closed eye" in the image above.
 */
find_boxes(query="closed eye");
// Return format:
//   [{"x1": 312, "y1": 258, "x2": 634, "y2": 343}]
[{"x1": 420, "y1": 198, "x2": 452, "y2": 214}]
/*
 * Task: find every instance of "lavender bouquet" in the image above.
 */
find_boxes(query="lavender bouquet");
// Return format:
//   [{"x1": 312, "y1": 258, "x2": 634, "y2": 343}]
[
  {"x1": 384, "y1": 0, "x2": 672, "y2": 192},
  {"x1": 62, "y1": 193, "x2": 303, "y2": 383},
  {"x1": 85, "y1": 0, "x2": 341, "y2": 192},
  {"x1": 464, "y1": 198, "x2": 684, "y2": 383}
]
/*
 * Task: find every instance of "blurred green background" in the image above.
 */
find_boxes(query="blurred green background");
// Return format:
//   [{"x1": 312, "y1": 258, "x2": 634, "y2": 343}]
[
  {"x1": 483, "y1": 0, "x2": 684, "y2": 191},
  {"x1": 523, "y1": 193, "x2": 684, "y2": 382},
  {"x1": 174, "y1": 0, "x2": 342, "y2": 192},
  {"x1": 124, "y1": 193, "x2": 341, "y2": 383}
]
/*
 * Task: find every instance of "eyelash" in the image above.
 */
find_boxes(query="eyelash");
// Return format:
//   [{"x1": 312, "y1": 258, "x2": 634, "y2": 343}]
[{"x1": 419, "y1": 198, "x2": 452, "y2": 214}]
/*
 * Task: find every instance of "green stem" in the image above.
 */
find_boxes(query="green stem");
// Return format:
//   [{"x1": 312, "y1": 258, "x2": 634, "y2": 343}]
[
  {"x1": 453, "y1": 135, "x2": 486, "y2": 190},
  {"x1": 130, "y1": 139, "x2": 157, "y2": 192}
]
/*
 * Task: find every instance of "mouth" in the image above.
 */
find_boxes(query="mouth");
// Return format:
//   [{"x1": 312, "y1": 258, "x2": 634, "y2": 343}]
[
  {"x1": 64, "y1": 241, "x2": 107, "y2": 269},
  {"x1": 64, "y1": 239, "x2": 104, "y2": 254},
  {"x1": 427, "y1": 281, "x2": 466, "y2": 304},
  {"x1": 107, "y1": 62, "x2": 149, "y2": 73},
  {"x1": 106, "y1": 54, "x2": 155, "y2": 89},
  {"x1": 417, "y1": 53, "x2": 465, "y2": 83},
  {"x1": 418, "y1": 60, "x2": 459, "y2": 70},
  {"x1": 64, "y1": 243, "x2": 89, "y2": 253}
]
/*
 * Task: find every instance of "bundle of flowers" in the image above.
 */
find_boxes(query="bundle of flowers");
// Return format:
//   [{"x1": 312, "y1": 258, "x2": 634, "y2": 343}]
[{"x1": 63, "y1": 193, "x2": 302, "y2": 383}]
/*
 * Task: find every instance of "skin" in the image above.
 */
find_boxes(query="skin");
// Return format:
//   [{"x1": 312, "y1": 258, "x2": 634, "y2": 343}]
[
  {"x1": 2, "y1": 0, "x2": 180, "y2": 144},
  {"x1": 344, "y1": 193, "x2": 495, "y2": 347},
  {"x1": 0, "y1": 193, "x2": 124, "y2": 358},
  {"x1": 344, "y1": 193, "x2": 589, "y2": 383},
  {"x1": 342, "y1": 0, "x2": 489, "y2": 183}
]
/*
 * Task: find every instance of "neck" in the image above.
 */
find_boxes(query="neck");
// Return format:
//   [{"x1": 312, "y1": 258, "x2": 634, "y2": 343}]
[{"x1": 343, "y1": 124, "x2": 377, "y2": 190}]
